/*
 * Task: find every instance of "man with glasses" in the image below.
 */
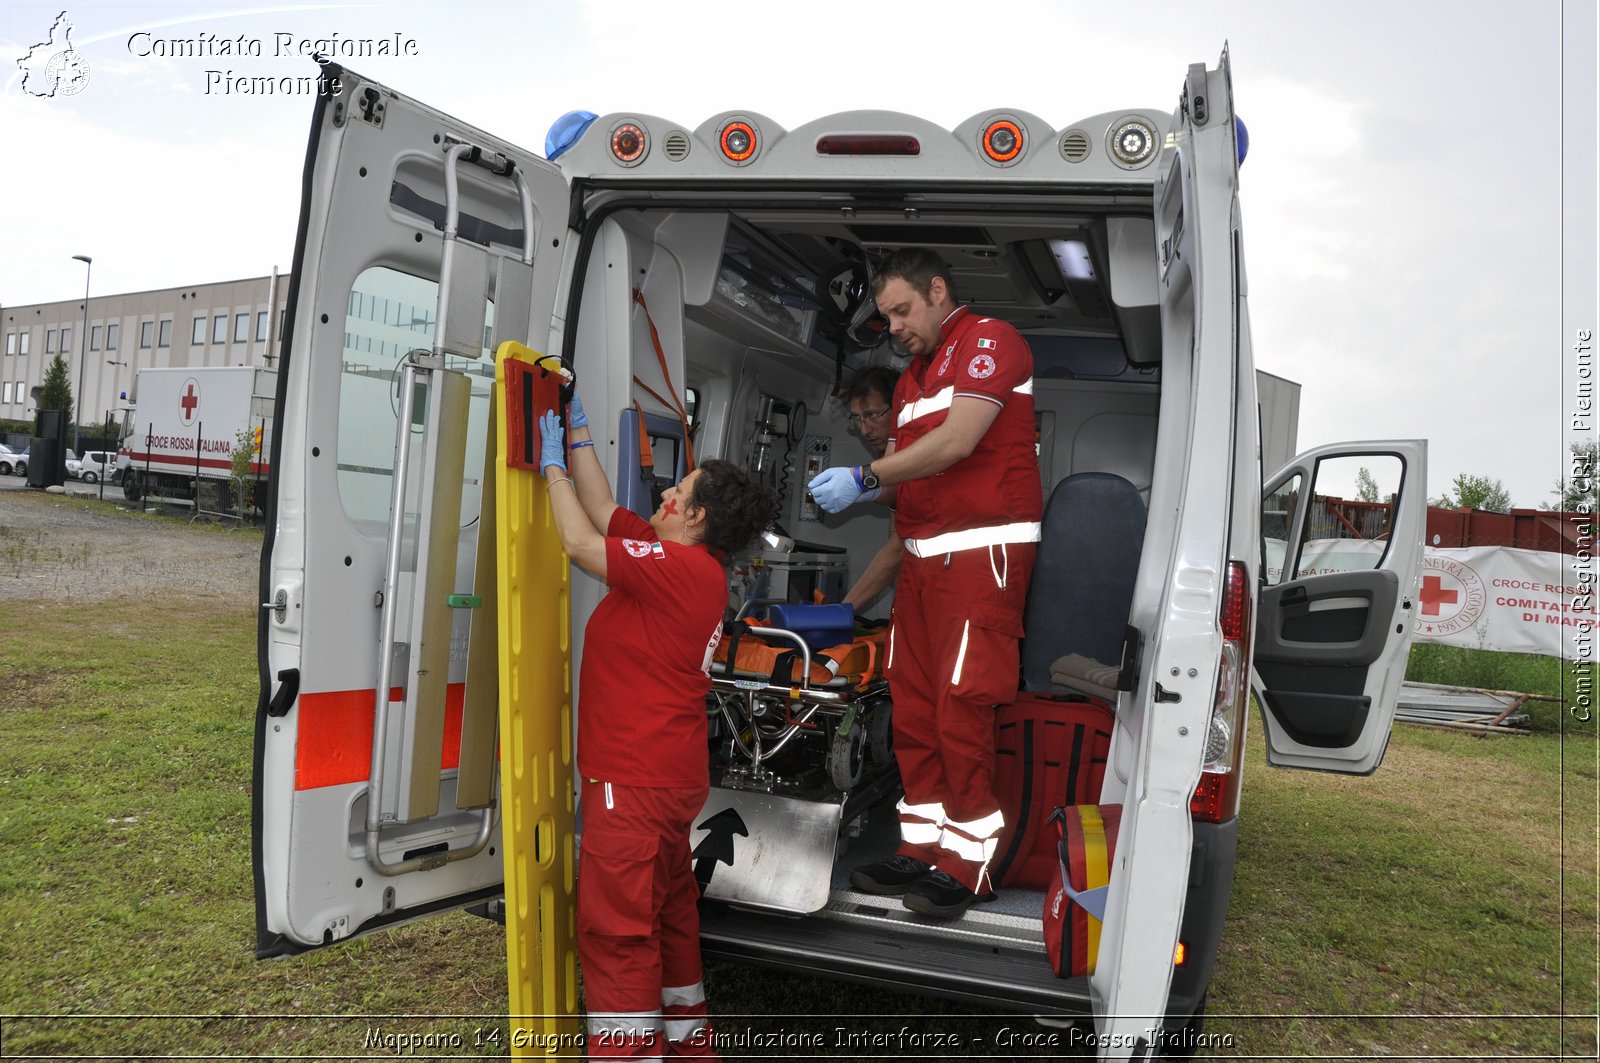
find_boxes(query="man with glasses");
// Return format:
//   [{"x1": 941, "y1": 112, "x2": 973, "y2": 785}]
[
  {"x1": 809, "y1": 248, "x2": 1041, "y2": 918},
  {"x1": 839, "y1": 366, "x2": 902, "y2": 613}
]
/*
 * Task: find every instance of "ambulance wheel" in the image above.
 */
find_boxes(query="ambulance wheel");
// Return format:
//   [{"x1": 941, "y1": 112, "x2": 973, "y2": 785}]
[
  {"x1": 123, "y1": 471, "x2": 141, "y2": 501},
  {"x1": 828, "y1": 719, "x2": 866, "y2": 792},
  {"x1": 868, "y1": 701, "x2": 893, "y2": 766}
]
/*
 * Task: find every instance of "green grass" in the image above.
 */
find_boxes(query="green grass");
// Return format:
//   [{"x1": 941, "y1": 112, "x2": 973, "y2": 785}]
[
  {"x1": 1405, "y1": 642, "x2": 1571, "y2": 731},
  {"x1": 0, "y1": 591, "x2": 1594, "y2": 1059}
]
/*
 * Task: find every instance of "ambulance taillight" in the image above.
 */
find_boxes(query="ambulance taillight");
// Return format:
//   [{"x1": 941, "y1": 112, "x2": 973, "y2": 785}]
[
  {"x1": 719, "y1": 120, "x2": 758, "y2": 163},
  {"x1": 1190, "y1": 560, "x2": 1251, "y2": 823},
  {"x1": 610, "y1": 121, "x2": 648, "y2": 165},
  {"x1": 980, "y1": 117, "x2": 1025, "y2": 164}
]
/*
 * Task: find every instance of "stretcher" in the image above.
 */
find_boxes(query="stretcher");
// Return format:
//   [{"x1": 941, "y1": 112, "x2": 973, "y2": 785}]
[{"x1": 707, "y1": 615, "x2": 892, "y2": 795}]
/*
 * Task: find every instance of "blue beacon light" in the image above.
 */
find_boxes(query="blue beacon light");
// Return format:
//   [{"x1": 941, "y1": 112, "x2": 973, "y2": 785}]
[{"x1": 545, "y1": 110, "x2": 599, "y2": 160}]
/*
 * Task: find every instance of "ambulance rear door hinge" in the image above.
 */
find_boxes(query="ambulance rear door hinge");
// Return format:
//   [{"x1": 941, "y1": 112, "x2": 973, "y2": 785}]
[{"x1": 357, "y1": 85, "x2": 385, "y2": 127}]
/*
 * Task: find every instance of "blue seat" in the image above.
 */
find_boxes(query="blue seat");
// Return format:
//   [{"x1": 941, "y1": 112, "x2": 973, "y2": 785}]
[{"x1": 1021, "y1": 472, "x2": 1148, "y2": 693}]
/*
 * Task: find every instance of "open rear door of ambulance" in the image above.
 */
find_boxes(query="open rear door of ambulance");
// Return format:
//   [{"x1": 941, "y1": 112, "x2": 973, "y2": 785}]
[
  {"x1": 1086, "y1": 51, "x2": 1248, "y2": 1058},
  {"x1": 253, "y1": 66, "x2": 571, "y2": 964},
  {"x1": 1254, "y1": 440, "x2": 1428, "y2": 772}
]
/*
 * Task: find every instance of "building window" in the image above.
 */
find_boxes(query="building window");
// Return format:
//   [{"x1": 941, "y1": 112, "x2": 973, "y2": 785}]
[
  {"x1": 140, "y1": 321, "x2": 153, "y2": 348},
  {"x1": 213, "y1": 314, "x2": 227, "y2": 344},
  {"x1": 19, "y1": 332, "x2": 29, "y2": 355},
  {"x1": 91, "y1": 325, "x2": 101, "y2": 351},
  {"x1": 5, "y1": 332, "x2": 14, "y2": 355},
  {"x1": 256, "y1": 311, "x2": 269, "y2": 342},
  {"x1": 158, "y1": 320, "x2": 173, "y2": 348},
  {"x1": 46, "y1": 328, "x2": 55, "y2": 353},
  {"x1": 235, "y1": 312, "x2": 250, "y2": 343},
  {"x1": 105, "y1": 324, "x2": 117, "y2": 350},
  {"x1": 60, "y1": 327, "x2": 71, "y2": 353},
  {"x1": 2, "y1": 382, "x2": 10, "y2": 403},
  {"x1": 192, "y1": 316, "x2": 207, "y2": 345}
]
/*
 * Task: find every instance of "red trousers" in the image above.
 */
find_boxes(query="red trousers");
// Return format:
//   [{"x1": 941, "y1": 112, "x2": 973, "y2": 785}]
[
  {"x1": 578, "y1": 779, "x2": 719, "y2": 1061},
  {"x1": 885, "y1": 542, "x2": 1035, "y2": 893}
]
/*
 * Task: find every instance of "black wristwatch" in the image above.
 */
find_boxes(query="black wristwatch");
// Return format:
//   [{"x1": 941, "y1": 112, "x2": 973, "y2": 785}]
[{"x1": 859, "y1": 464, "x2": 881, "y2": 491}]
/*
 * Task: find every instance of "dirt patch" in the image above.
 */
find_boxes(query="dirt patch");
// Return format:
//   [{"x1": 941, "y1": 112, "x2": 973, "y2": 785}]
[{"x1": 0, "y1": 493, "x2": 259, "y2": 604}]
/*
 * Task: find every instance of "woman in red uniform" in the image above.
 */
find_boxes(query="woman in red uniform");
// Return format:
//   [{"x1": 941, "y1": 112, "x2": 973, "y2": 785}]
[{"x1": 539, "y1": 398, "x2": 775, "y2": 1062}]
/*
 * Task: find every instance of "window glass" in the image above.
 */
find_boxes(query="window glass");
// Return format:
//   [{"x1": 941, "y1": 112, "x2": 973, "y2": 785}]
[
  {"x1": 158, "y1": 320, "x2": 173, "y2": 348},
  {"x1": 1291, "y1": 455, "x2": 1402, "y2": 580},
  {"x1": 60, "y1": 327, "x2": 71, "y2": 353},
  {"x1": 4, "y1": 333, "x2": 13, "y2": 355},
  {"x1": 337, "y1": 265, "x2": 494, "y2": 529},
  {"x1": 213, "y1": 314, "x2": 227, "y2": 344},
  {"x1": 105, "y1": 325, "x2": 117, "y2": 350},
  {"x1": 46, "y1": 329, "x2": 55, "y2": 353},
  {"x1": 19, "y1": 332, "x2": 29, "y2": 354},
  {"x1": 91, "y1": 325, "x2": 101, "y2": 351},
  {"x1": 3, "y1": 382, "x2": 11, "y2": 403},
  {"x1": 256, "y1": 311, "x2": 268, "y2": 342},
  {"x1": 1261, "y1": 472, "x2": 1302, "y2": 586},
  {"x1": 192, "y1": 317, "x2": 207, "y2": 345},
  {"x1": 139, "y1": 322, "x2": 153, "y2": 348},
  {"x1": 235, "y1": 313, "x2": 250, "y2": 343}
]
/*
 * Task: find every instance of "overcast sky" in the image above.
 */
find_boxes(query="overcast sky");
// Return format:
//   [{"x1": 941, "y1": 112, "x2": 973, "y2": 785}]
[{"x1": 2, "y1": 0, "x2": 1594, "y2": 509}]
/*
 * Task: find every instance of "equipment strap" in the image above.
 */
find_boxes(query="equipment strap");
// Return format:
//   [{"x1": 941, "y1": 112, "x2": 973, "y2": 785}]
[{"x1": 631, "y1": 288, "x2": 696, "y2": 470}]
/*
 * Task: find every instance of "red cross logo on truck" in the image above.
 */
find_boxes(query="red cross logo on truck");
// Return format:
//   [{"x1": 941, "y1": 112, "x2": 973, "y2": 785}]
[
  {"x1": 1418, "y1": 574, "x2": 1459, "y2": 616},
  {"x1": 179, "y1": 378, "x2": 200, "y2": 426}
]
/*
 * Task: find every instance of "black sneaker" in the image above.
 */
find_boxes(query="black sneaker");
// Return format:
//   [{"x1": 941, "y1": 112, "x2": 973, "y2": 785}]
[
  {"x1": 848, "y1": 855, "x2": 933, "y2": 895},
  {"x1": 901, "y1": 870, "x2": 997, "y2": 918}
]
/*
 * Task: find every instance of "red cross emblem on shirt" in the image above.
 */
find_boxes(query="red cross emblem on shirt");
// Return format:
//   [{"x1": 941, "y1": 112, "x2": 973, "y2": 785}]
[
  {"x1": 180, "y1": 382, "x2": 200, "y2": 422},
  {"x1": 1418, "y1": 574, "x2": 1459, "y2": 616}
]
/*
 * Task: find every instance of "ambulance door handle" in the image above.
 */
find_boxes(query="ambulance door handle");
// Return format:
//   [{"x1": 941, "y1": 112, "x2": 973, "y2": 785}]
[{"x1": 266, "y1": 668, "x2": 300, "y2": 718}]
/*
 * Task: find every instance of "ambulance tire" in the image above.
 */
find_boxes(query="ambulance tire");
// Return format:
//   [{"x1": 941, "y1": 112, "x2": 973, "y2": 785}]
[
  {"x1": 867, "y1": 700, "x2": 893, "y2": 766},
  {"x1": 123, "y1": 471, "x2": 141, "y2": 502},
  {"x1": 828, "y1": 719, "x2": 866, "y2": 793},
  {"x1": 1157, "y1": 993, "x2": 1208, "y2": 1059}
]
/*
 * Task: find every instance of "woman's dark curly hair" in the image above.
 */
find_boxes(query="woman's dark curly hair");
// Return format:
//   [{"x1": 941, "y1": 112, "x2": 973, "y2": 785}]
[{"x1": 688, "y1": 459, "x2": 779, "y2": 559}]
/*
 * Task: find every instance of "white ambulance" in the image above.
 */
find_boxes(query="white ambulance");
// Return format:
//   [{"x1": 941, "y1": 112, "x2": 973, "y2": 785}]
[{"x1": 253, "y1": 48, "x2": 1426, "y2": 1057}]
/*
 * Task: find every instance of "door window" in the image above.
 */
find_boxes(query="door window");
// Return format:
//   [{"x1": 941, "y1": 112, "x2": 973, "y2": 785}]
[
  {"x1": 1279, "y1": 455, "x2": 1403, "y2": 584},
  {"x1": 336, "y1": 265, "x2": 495, "y2": 529}
]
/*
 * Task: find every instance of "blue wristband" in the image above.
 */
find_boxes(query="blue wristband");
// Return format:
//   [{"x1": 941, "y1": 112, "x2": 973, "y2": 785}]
[{"x1": 570, "y1": 440, "x2": 595, "y2": 451}]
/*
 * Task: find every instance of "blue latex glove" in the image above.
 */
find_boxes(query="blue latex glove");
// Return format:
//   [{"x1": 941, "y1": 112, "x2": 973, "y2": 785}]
[
  {"x1": 808, "y1": 465, "x2": 879, "y2": 513},
  {"x1": 568, "y1": 393, "x2": 588, "y2": 430},
  {"x1": 539, "y1": 409, "x2": 567, "y2": 472}
]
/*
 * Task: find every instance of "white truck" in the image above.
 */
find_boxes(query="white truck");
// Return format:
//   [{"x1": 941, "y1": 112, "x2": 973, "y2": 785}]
[
  {"x1": 252, "y1": 49, "x2": 1424, "y2": 1058},
  {"x1": 118, "y1": 365, "x2": 275, "y2": 507}
]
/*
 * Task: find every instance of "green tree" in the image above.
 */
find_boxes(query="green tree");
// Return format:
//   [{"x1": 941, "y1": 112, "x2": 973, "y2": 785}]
[
  {"x1": 1546, "y1": 441, "x2": 1599, "y2": 512},
  {"x1": 1432, "y1": 473, "x2": 1512, "y2": 513},
  {"x1": 39, "y1": 355, "x2": 73, "y2": 423},
  {"x1": 1354, "y1": 466, "x2": 1380, "y2": 503},
  {"x1": 227, "y1": 427, "x2": 257, "y2": 524}
]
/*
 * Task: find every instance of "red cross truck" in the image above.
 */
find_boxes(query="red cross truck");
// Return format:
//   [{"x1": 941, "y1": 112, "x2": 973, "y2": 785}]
[
  {"x1": 117, "y1": 364, "x2": 275, "y2": 510},
  {"x1": 252, "y1": 48, "x2": 1427, "y2": 1059}
]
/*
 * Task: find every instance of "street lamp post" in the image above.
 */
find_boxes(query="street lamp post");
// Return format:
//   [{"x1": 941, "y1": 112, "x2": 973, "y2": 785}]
[{"x1": 71, "y1": 254, "x2": 92, "y2": 455}]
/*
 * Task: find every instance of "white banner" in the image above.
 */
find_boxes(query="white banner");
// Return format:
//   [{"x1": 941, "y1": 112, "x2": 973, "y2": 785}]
[{"x1": 1266, "y1": 539, "x2": 1591, "y2": 657}]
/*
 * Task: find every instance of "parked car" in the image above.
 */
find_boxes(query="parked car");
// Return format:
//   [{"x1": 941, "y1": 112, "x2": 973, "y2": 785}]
[
  {"x1": 0, "y1": 443, "x2": 24, "y2": 476},
  {"x1": 62, "y1": 450, "x2": 83, "y2": 479},
  {"x1": 80, "y1": 450, "x2": 116, "y2": 484}
]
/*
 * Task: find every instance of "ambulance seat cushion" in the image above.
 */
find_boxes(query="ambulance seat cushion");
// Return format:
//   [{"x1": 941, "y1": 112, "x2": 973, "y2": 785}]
[{"x1": 1022, "y1": 472, "x2": 1147, "y2": 693}]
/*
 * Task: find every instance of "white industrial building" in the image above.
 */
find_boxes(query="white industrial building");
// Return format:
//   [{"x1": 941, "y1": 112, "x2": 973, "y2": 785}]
[{"x1": 2, "y1": 273, "x2": 291, "y2": 425}]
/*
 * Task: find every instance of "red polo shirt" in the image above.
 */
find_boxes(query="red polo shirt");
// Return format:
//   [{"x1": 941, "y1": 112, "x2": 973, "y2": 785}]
[
  {"x1": 576, "y1": 508, "x2": 725, "y2": 788},
  {"x1": 890, "y1": 306, "x2": 1042, "y2": 540}
]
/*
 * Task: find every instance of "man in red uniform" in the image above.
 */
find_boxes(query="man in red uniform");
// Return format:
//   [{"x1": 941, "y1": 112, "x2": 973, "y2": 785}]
[
  {"x1": 809, "y1": 248, "x2": 1041, "y2": 917},
  {"x1": 540, "y1": 397, "x2": 775, "y2": 1060}
]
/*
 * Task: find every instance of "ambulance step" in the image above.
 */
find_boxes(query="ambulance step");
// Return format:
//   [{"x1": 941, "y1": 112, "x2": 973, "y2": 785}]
[{"x1": 699, "y1": 904, "x2": 1090, "y2": 1015}]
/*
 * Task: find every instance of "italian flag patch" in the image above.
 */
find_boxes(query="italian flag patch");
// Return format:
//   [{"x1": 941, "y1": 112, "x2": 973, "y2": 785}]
[{"x1": 976, "y1": 337, "x2": 997, "y2": 349}]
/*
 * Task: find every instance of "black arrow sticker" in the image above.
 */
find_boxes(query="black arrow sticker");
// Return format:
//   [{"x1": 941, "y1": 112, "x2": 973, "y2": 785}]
[{"x1": 692, "y1": 806, "x2": 749, "y2": 892}]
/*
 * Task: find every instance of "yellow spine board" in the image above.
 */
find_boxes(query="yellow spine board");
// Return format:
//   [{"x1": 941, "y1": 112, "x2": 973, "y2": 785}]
[
  {"x1": 1080, "y1": 804, "x2": 1109, "y2": 972},
  {"x1": 493, "y1": 341, "x2": 580, "y2": 1052}
]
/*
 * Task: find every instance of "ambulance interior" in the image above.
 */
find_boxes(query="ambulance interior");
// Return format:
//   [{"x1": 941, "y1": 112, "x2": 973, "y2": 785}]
[{"x1": 561, "y1": 199, "x2": 1167, "y2": 1006}]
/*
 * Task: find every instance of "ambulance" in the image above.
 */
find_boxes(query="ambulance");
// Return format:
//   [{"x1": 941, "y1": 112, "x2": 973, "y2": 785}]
[{"x1": 252, "y1": 48, "x2": 1426, "y2": 1057}]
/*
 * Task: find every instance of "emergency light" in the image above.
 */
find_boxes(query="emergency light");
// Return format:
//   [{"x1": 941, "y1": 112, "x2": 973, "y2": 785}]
[{"x1": 544, "y1": 109, "x2": 598, "y2": 160}]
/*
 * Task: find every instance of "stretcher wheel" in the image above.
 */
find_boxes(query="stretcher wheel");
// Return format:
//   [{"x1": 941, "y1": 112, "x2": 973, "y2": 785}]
[
  {"x1": 828, "y1": 719, "x2": 866, "y2": 792},
  {"x1": 867, "y1": 700, "x2": 893, "y2": 766}
]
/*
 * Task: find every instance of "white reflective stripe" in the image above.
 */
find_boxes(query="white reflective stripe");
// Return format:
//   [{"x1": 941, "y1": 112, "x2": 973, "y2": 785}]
[
  {"x1": 588, "y1": 1012, "x2": 664, "y2": 1036},
  {"x1": 605, "y1": 781, "x2": 614, "y2": 810},
  {"x1": 903, "y1": 820, "x2": 942, "y2": 845},
  {"x1": 946, "y1": 808, "x2": 1006, "y2": 839},
  {"x1": 896, "y1": 798, "x2": 946, "y2": 822},
  {"x1": 904, "y1": 520, "x2": 1042, "y2": 557},
  {"x1": 661, "y1": 983, "x2": 705, "y2": 1008},
  {"x1": 941, "y1": 829, "x2": 1001, "y2": 864},
  {"x1": 897, "y1": 385, "x2": 954, "y2": 428},
  {"x1": 1013, "y1": 377, "x2": 1034, "y2": 396},
  {"x1": 887, "y1": 622, "x2": 896, "y2": 668},
  {"x1": 951, "y1": 620, "x2": 971, "y2": 686},
  {"x1": 664, "y1": 1016, "x2": 709, "y2": 1041}
]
